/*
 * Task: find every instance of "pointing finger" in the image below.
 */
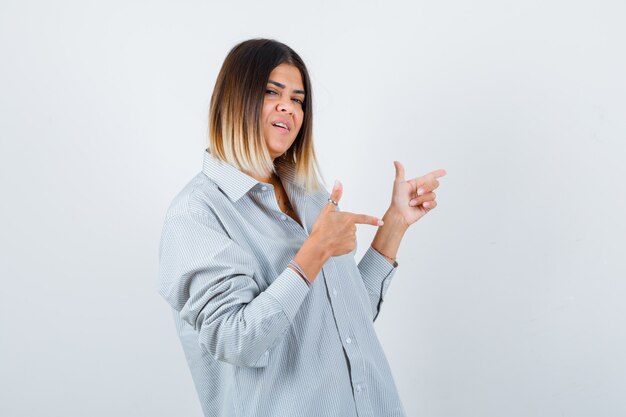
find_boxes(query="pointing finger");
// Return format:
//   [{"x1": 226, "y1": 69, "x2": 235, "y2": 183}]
[
  {"x1": 410, "y1": 169, "x2": 446, "y2": 195},
  {"x1": 350, "y1": 213, "x2": 384, "y2": 227},
  {"x1": 419, "y1": 178, "x2": 440, "y2": 194},
  {"x1": 427, "y1": 169, "x2": 447, "y2": 179}
]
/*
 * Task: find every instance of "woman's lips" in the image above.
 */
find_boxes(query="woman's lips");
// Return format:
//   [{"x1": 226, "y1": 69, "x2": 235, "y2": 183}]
[{"x1": 272, "y1": 124, "x2": 291, "y2": 135}]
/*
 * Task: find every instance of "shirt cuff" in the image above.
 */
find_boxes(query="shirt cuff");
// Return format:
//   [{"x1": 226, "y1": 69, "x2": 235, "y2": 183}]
[
  {"x1": 359, "y1": 245, "x2": 398, "y2": 299},
  {"x1": 264, "y1": 267, "x2": 311, "y2": 323}
]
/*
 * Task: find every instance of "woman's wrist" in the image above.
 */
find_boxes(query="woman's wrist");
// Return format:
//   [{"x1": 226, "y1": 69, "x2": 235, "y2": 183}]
[
  {"x1": 288, "y1": 260, "x2": 312, "y2": 287},
  {"x1": 292, "y1": 235, "x2": 328, "y2": 284},
  {"x1": 370, "y1": 208, "x2": 406, "y2": 266},
  {"x1": 370, "y1": 244, "x2": 397, "y2": 265}
]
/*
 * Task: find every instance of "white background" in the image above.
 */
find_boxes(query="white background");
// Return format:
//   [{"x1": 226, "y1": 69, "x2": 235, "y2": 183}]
[{"x1": 1, "y1": 1, "x2": 625, "y2": 416}]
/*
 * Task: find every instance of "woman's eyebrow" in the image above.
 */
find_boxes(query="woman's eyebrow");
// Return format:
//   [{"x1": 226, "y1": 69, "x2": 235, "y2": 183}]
[{"x1": 268, "y1": 80, "x2": 305, "y2": 95}]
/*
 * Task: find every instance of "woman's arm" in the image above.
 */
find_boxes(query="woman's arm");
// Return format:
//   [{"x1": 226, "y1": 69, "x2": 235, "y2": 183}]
[
  {"x1": 355, "y1": 209, "x2": 406, "y2": 321},
  {"x1": 159, "y1": 211, "x2": 326, "y2": 369},
  {"x1": 358, "y1": 162, "x2": 446, "y2": 320},
  {"x1": 371, "y1": 209, "x2": 408, "y2": 264}
]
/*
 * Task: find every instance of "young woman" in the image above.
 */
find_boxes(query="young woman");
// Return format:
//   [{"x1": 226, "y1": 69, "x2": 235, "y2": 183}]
[{"x1": 158, "y1": 38, "x2": 445, "y2": 417}]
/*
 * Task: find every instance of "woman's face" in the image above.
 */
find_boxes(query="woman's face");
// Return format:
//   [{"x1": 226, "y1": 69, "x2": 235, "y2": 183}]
[{"x1": 262, "y1": 63, "x2": 305, "y2": 160}]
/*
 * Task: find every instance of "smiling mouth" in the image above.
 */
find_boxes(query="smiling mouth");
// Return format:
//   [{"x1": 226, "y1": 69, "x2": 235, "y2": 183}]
[{"x1": 271, "y1": 122, "x2": 290, "y2": 131}]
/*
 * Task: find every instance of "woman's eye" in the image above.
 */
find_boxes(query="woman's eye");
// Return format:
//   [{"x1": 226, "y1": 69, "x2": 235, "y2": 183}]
[
  {"x1": 292, "y1": 98, "x2": 304, "y2": 105},
  {"x1": 265, "y1": 89, "x2": 277, "y2": 95}
]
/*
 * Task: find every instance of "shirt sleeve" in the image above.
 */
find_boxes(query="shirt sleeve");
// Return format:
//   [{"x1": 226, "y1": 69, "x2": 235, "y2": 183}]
[
  {"x1": 357, "y1": 245, "x2": 399, "y2": 321},
  {"x1": 158, "y1": 210, "x2": 310, "y2": 368}
]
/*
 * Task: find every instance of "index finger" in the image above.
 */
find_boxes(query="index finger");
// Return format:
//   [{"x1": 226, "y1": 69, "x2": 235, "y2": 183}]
[
  {"x1": 426, "y1": 169, "x2": 447, "y2": 179},
  {"x1": 349, "y1": 212, "x2": 384, "y2": 227}
]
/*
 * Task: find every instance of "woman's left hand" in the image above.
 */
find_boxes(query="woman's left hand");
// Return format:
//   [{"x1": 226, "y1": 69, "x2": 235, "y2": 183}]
[{"x1": 388, "y1": 161, "x2": 447, "y2": 228}]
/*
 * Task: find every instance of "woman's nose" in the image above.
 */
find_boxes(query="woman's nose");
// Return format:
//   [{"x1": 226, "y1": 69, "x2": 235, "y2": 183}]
[{"x1": 276, "y1": 99, "x2": 294, "y2": 114}]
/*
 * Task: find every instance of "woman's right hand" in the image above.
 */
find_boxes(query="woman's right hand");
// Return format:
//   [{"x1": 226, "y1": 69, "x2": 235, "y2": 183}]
[{"x1": 309, "y1": 180, "x2": 384, "y2": 258}]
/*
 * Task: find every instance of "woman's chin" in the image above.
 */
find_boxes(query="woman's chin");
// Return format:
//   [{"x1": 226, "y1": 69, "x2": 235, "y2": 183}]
[{"x1": 267, "y1": 142, "x2": 293, "y2": 158}]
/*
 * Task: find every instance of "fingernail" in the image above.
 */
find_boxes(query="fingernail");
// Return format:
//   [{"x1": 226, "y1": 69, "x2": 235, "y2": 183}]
[
  {"x1": 377, "y1": 219, "x2": 384, "y2": 226},
  {"x1": 417, "y1": 188, "x2": 425, "y2": 196},
  {"x1": 409, "y1": 200, "x2": 417, "y2": 206},
  {"x1": 423, "y1": 202, "x2": 430, "y2": 208},
  {"x1": 333, "y1": 180, "x2": 340, "y2": 190}
]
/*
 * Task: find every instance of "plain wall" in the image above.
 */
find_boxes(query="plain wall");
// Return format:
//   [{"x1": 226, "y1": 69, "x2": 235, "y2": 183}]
[{"x1": 1, "y1": 1, "x2": 625, "y2": 416}]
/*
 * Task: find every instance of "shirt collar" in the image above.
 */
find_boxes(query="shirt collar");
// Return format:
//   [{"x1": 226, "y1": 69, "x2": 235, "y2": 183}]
[{"x1": 202, "y1": 150, "x2": 300, "y2": 202}]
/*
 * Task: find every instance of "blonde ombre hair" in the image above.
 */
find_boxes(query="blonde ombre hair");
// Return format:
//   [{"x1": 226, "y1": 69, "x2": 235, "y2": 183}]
[{"x1": 208, "y1": 39, "x2": 325, "y2": 194}]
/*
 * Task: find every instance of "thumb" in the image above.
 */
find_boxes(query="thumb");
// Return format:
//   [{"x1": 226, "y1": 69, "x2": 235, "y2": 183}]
[
  {"x1": 326, "y1": 179, "x2": 343, "y2": 211},
  {"x1": 393, "y1": 161, "x2": 405, "y2": 182}
]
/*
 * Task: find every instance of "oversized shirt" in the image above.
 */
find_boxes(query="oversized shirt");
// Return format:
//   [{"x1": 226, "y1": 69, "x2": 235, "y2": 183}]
[{"x1": 158, "y1": 150, "x2": 406, "y2": 417}]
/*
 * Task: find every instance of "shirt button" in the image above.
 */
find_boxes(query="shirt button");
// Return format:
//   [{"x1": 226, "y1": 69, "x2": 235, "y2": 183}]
[
  {"x1": 356, "y1": 385, "x2": 362, "y2": 392},
  {"x1": 333, "y1": 288, "x2": 338, "y2": 297},
  {"x1": 346, "y1": 337, "x2": 352, "y2": 344},
  {"x1": 280, "y1": 214, "x2": 287, "y2": 221},
  {"x1": 384, "y1": 281, "x2": 390, "y2": 287},
  {"x1": 261, "y1": 185, "x2": 268, "y2": 191}
]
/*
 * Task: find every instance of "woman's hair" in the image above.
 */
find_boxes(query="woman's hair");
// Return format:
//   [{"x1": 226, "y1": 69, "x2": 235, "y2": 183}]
[{"x1": 208, "y1": 38, "x2": 325, "y2": 194}]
